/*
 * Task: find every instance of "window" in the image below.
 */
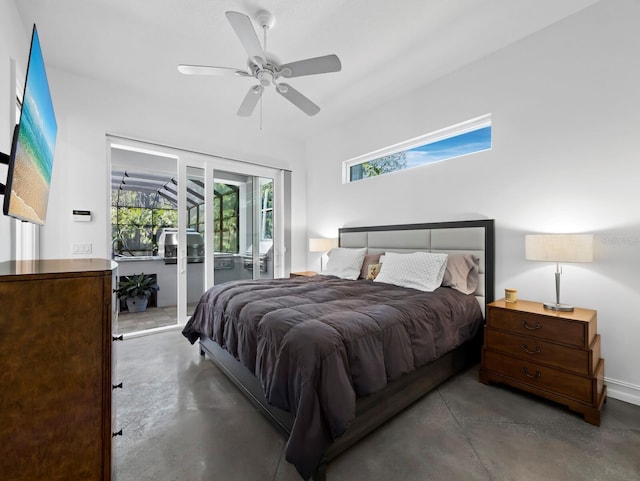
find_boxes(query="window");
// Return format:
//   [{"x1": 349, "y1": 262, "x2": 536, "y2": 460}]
[
  {"x1": 212, "y1": 183, "x2": 239, "y2": 253},
  {"x1": 260, "y1": 178, "x2": 273, "y2": 241},
  {"x1": 186, "y1": 176, "x2": 205, "y2": 237},
  {"x1": 187, "y1": 203, "x2": 205, "y2": 235},
  {"x1": 344, "y1": 114, "x2": 492, "y2": 183},
  {"x1": 111, "y1": 190, "x2": 177, "y2": 255},
  {"x1": 188, "y1": 179, "x2": 273, "y2": 254},
  {"x1": 16, "y1": 95, "x2": 22, "y2": 124},
  {"x1": 16, "y1": 75, "x2": 23, "y2": 124}
]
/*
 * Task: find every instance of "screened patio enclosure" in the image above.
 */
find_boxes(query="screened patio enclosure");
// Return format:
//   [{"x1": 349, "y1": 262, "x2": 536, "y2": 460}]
[{"x1": 111, "y1": 168, "x2": 274, "y2": 278}]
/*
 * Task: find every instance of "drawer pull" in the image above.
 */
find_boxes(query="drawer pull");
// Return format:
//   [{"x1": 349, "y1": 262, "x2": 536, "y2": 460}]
[
  {"x1": 522, "y1": 320, "x2": 541, "y2": 331},
  {"x1": 522, "y1": 367, "x2": 542, "y2": 379},
  {"x1": 112, "y1": 382, "x2": 123, "y2": 389},
  {"x1": 113, "y1": 335, "x2": 124, "y2": 341},
  {"x1": 112, "y1": 429, "x2": 123, "y2": 437},
  {"x1": 521, "y1": 344, "x2": 541, "y2": 355}
]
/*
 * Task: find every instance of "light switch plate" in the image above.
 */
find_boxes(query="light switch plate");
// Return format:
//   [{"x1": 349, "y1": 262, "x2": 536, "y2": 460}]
[{"x1": 72, "y1": 243, "x2": 92, "y2": 254}]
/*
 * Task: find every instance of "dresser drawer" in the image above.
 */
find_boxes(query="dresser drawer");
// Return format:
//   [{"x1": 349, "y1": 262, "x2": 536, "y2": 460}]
[
  {"x1": 487, "y1": 306, "x2": 589, "y2": 348},
  {"x1": 484, "y1": 328, "x2": 600, "y2": 376},
  {"x1": 483, "y1": 350, "x2": 598, "y2": 404}
]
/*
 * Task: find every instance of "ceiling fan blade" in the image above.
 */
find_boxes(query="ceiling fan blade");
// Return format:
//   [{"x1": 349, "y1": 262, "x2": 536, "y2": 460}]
[
  {"x1": 279, "y1": 54, "x2": 342, "y2": 78},
  {"x1": 276, "y1": 83, "x2": 320, "y2": 116},
  {"x1": 225, "y1": 11, "x2": 266, "y2": 65},
  {"x1": 237, "y1": 85, "x2": 264, "y2": 117},
  {"x1": 177, "y1": 64, "x2": 249, "y2": 76}
]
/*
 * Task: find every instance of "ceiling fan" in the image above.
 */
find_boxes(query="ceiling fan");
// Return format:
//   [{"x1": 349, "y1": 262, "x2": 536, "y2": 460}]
[{"x1": 178, "y1": 10, "x2": 342, "y2": 117}]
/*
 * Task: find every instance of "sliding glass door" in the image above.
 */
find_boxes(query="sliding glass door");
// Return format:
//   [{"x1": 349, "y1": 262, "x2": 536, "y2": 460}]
[
  {"x1": 108, "y1": 136, "x2": 286, "y2": 331},
  {"x1": 211, "y1": 172, "x2": 275, "y2": 285},
  {"x1": 180, "y1": 165, "x2": 206, "y2": 319},
  {"x1": 177, "y1": 159, "x2": 285, "y2": 325}
]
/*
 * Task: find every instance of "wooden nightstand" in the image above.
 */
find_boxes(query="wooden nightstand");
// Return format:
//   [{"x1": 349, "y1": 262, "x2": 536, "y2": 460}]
[
  {"x1": 479, "y1": 299, "x2": 606, "y2": 425},
  {"x1": 289, "y1": 271, "x2": 318, "y2": 278}
]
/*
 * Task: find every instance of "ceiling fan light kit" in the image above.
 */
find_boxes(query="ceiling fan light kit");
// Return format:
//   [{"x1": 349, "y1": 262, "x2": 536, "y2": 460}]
[{"x1": 178, "y1": 9, "x2": 341, "y2": 118}]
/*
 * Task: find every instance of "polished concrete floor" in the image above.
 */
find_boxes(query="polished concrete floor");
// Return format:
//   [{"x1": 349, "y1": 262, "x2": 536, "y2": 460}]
[
  {"x1": 117, "y1": 304, "x2": 197, "y2": 335},
  {"x1": 117, "y1": 305, "x2": 178, "y2": 334},
  {"x1": 115, "y1": 330, "x2": 640, "y2": 481}
]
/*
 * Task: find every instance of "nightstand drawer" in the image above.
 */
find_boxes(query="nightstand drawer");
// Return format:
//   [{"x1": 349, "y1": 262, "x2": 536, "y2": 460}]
[
  {"x1": 484, "y1": 328, "x2": 600, "y2": 376},
  {"x1": 483, "y1": 350, "x2": 597, "y2": 404},
  {"x1": 487, "y1": 306, "x2": 589, "y2": 348}
]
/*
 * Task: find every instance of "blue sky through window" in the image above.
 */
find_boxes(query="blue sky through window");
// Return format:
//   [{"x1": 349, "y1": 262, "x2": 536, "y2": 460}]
[
  {"x1": 405, "y1": 126, "x2": 491, "y2": 168},
  {"x1": 348, "y1": 123, "x2": 491, "y2": 182}
]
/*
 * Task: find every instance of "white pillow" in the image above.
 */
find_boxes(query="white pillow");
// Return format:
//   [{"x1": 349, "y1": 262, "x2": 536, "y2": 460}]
[
  {"x1": 374, "y1": 251, "x2": 448, "y2": 292},
  {"x1": 322, "y1": 247, "x2": 367, "y2": 280}
]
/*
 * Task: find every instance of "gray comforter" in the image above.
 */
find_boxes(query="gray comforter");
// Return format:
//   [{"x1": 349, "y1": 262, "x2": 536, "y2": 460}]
[{"x1": 182, "y1": 275, "x2": 483, "y2": 479}]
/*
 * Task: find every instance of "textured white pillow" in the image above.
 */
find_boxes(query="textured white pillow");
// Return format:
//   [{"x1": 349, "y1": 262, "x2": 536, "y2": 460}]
[
  {"x1": 322, "y1": 247, "x2": 367, "y2": 280},
  {"x1": 374, "y1": 251, "x2": 449, "y2": 292}
]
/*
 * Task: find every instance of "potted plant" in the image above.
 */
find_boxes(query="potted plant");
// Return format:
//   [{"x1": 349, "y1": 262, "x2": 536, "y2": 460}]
[{"x1": 115, "y1": 273, "x2": 159, "y2": 313}]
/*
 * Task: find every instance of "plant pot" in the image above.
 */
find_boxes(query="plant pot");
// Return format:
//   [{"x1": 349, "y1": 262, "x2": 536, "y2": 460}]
[{"x1": 125, "y1": 296, "x2": 148, "y2": 313}]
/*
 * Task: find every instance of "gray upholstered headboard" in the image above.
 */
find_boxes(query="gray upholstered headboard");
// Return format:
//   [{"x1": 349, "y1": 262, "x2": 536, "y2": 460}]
[{"x1": 339, "y1": 219, "x2": 495, "y2": 316}]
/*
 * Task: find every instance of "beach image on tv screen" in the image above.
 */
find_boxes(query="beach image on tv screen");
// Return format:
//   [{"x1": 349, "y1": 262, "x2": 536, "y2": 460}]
[{"x1": 8, "y1": 28, "x2": 57, "y2": 225}]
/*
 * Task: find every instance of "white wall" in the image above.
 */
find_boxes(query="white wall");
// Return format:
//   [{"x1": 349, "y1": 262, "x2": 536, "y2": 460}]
[
  {"x1": 41, "y1": 67, "x2": 307, "y2": 270},
  {"x1": 305, "y1": 0, "x2": 640, "y2": 405},
  {"x1": 0, "y1": 1, "x2": 28, "y2": 262}
]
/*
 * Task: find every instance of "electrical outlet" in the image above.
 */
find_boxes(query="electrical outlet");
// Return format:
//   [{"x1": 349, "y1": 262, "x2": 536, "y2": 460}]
[{"x1": 72, "y1": 243, "x2": 81, "y2": 254}]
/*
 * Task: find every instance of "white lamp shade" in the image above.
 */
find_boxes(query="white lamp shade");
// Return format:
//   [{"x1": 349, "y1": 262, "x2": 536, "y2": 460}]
[
  {"x1": 309, "y1": 237, "x2": 339, "y2": 253},
  {"x1": 525, "y1": 234, "x2": 593, "y2": 263}
]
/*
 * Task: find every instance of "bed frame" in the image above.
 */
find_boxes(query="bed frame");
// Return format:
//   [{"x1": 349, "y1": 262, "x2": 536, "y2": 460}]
[{"x1": 198, "y1": 219, "x2": 495, "y2": 480}]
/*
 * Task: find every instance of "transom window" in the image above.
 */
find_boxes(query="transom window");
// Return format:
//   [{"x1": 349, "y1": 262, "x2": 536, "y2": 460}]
[{"x1": 344, "y1": 114, "x2": 492, "y2": 183}]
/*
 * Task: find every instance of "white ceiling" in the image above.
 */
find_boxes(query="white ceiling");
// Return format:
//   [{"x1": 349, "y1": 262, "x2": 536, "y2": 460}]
[{"x1": 15, "y1": 0, "x2": 599, "y2": 142}]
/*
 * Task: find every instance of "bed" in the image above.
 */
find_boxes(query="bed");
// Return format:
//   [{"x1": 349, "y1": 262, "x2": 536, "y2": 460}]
[{"x1": 182, "y1": 219, "x2": 495, "y2": 480}]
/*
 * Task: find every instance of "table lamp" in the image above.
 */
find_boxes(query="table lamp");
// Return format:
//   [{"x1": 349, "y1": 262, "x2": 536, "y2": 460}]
[
  {"x1": 525, "y1": 234, "x2": 593, "y2": 312},
  {"x1": 309, "y1": 238, "x2": 339, "y2": 271}
]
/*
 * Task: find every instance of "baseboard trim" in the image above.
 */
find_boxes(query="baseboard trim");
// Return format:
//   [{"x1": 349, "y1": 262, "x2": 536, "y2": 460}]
[{"x1": 605, "y1": 376, "x2": 640, "y2": 406}]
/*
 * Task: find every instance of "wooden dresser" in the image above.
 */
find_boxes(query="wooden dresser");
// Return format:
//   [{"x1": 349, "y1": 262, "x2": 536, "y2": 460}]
[
  {"x1": 480, "y1": 299, "x2": 606, "y2": 425},
  {"x1": 0, "y1": 259, "x2": 118, "y2": 480}
]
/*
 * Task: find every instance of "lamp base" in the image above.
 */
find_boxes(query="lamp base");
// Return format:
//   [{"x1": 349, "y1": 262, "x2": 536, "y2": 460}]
[{"x1": 543, "y1": 301, "x2": 574, "y2": 312}]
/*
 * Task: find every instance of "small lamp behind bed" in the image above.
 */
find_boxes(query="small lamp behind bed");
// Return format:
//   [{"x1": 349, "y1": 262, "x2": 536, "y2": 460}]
[{"x1": 309, "y1": 238, "x2": 339, "y2": 272}]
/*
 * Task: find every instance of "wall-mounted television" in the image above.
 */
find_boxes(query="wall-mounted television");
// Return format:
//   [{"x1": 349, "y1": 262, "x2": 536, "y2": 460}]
[{"x1": 0, "y1": 24, "x2": 57, "y2": 225}]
